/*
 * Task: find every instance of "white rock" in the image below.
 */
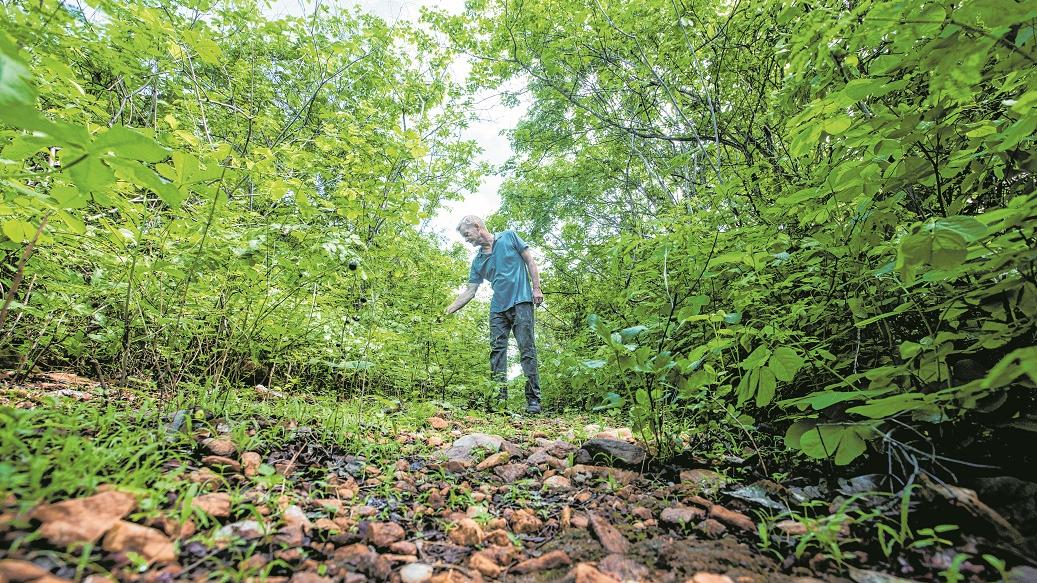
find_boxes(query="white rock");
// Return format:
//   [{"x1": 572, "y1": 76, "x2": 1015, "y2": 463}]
[{"x1": 399, "y1": 562, "x2": 434, "y2": 583}]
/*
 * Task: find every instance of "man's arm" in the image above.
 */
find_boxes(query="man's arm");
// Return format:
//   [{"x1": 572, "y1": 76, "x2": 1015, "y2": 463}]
[
  {"x1": 520, "y1": 248, "x2": 544, "y2": 305},
  {"x1": 445, "y1": 283, "x2": 479, "y2": 314}
]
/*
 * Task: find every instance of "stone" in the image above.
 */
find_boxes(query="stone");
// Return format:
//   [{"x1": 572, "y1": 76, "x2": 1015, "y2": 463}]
[
  {"x1": 214, "y1": 520, "x2": 268, "y2": 541},
  {"x1": 0, "y1": 559, "x2": 49, "y2": 582},
  {"x1": 679, "y1": 469, "x2": 728, "y2": 494},
  {"x1": 564, "y1": 465, "x2": 638, "y2": 485},
  {"x1": 511, "y1": 550, "x2": 571, "y2": 574},
  {"x1": 774, "y1": 519, "x2": 807, "y2": 536},
  {"x1": 484, "y1": 529, "x2": 513, "y2": 546},
  {"x1": 400, "y1": 563, "x2": 434, "y2": 583},
  {"x1": 689, "y1": 574, "x2": 734, "y2": 583},
  {"x1": 598, "y1": 554, "x2": 649, "y2": 581},
  {"x1": 564, "y1": 563, "x2": 620, "y2": 583},
  {"x1": 102, "y1": 521, "x2": 176, "y2": 563},
  {"x1": 333, "y1": 543, "x2": 392, "y2": 581},
  {"x1": 441, "y1": 433, "x2": 517, "y2": 463},
  {"x1": 428, "y1": 417, "x2": 450, "y2": 430},
  {"x1": 390, "y1": 541, "x2": 418, "y2": 555},
  {"x1": 587, "y1": 513, "x2": 629, "y2": 555},
  {"x1": 696, "y1": 518, "x2": 727, "y2": 538},
  {"x1": 202, "y1": 455, "x2": 242, "y2": 471},
  {"x1": 448, "y1": 518, "x2": 483, "y2": 546},
  {"x1": 660, "y1": 506, "x2": 706, "y2": 526},
  {"x1": 241, "y1": 452, "x2": 262, "y2": 477},
  {"x1": 31, "y1": 491, "x2": 136, "y2": 546},
  {"x1": 362, "y1": 521, "x2": 406, "y2": 547},
  {"x1": 493, "y1": 463, "x2": 528, "y2": 482},
  {"x1": 289, "y1": 573, "x2": 332, "y2": 583},
  {"x1": 192, "y1": 493, "x2": 231, "y2": 517},
  {"x1": 543, "y1": 475, "x2": 572, "y2": 490},
  {"x1": 469, "y1": 552, "x2": 502, "y2": 578},
  {"x1": 561, "y1": 506, "x2": 572, "y2": 528},
  {"x1": 509, "y1": 508, "x2": 543, "y2": 534},
  {"x1": 577, "y1": 438, "x2": 647, "y2": 468},
  {"x1": 204, "y1": 438, "x2": 237, "y2": 457},
  {"x1": 708, "y1": 505, "x2": 754, "y2": 532},
  {"x1": 571, "y1": 514, "x2": 589, "y2": 529},
  {"x1": 476, "y1": 451, "x2": 509, "y2": 470}
]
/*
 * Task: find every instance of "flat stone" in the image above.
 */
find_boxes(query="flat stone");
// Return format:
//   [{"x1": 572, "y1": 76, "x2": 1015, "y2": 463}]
[
  {"x1": 660, "y1": 506, "x2": 706, "y2": 526},
  {"x1": 689, "y1": 574, "x2": 734, "y2": 583},
  {"x1": 679, "y1": 469, "x2": 728, "y2": 494},
  {"x1": 289, "y1": 573, "x2": 332, "y2": 583},
  {"x1": 400, "y1": 562, "x2": 434, "y2": 583},
  {"x1": 598, "y1": 554, "x2": 649, "y2": 581},
  {"x1": 202, "y1": 455, "x2": 241, "y2": 471},
  {"x1": 428, "y1": 417, "x2": 449, "y2": 430},
  {"x1": 192, "y1": 493, "x2": 231, "y2": 517},
  {"x1": 476, "y1": 451, "x2": 510, "y2": 470},
  {"x1": 102, "y1": 521, "x2": 176, "y2": 564},
  {"x1": 493, "y1": 463, "x2": 528, "y2": 482},
  {"x1": 587, "y1": 513, "x2": 629, "y2": 554},
  {"x1": 203, "y1": 438, "x2": 237, "y2": 457},
  {"x1": 362, "y1": 521, "x2": 405, "y2": 547},
  {"x1": 31, "y1": 491, "x2": 136, "y2": 547},
  {"x1": 565, "y1": 465, "x2": 638, "y2": 485},
  {"x1": 565, "y1": 563, "x2": 621, "y2": 583},
  {"x1": 441, "y1": 433, "x2": 506, "y2": 462},
  {"x1": 708, "y1": 505, "x2": 754, "y2": 532},
  {"x1": 511, "y1": 550, "x2": 571, "y2": 574},
  {"x1": 0, "y1": 559, "x2": 50, "y2": 582},
  {"x1": 543, "y1": 475, "x2": 572, "y2": 490},
  {"x1": 577, "y1": 438, "x2": 647, "y2": 468},
  {"x1": 696, "y1": 518, "x2": 727, "y2": 538}
]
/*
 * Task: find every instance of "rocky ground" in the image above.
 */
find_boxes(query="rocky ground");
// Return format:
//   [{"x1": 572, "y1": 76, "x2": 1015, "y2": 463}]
[{"x1": 1, "y1": 375, "x2": 1035, "y2": 583}]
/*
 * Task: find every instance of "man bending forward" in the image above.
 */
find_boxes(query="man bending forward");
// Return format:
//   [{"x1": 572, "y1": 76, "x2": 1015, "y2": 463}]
[{"x1": 445, "y1": 216, "x2": 544, "y2": 413}]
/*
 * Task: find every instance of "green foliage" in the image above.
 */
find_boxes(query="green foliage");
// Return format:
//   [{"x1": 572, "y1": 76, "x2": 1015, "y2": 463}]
[
  {"x1": 474, "y1": 0, "x2": 1037, "y2": 468},
  {"x1": 0, "y1": 0, "x2": 490, "y2": 395}
]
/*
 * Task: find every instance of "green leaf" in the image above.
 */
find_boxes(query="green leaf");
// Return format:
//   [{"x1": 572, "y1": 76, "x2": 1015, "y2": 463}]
[
  {"x1": 0, "y1": 33, "x2": 35, "y2": 107},
  {"x1": 799, "y1": 425, "x2": 843, "y2": 459},
  {"x1": 846, "y1": 393, "x2": 926, "y2": 419},
  {"x1": 934, "y1": 216, "x2": 986, "y2": 242},
  {"x1": 784, "y1": 420, "x2": 814, "y2": 449},
  {"x1": 93, "y1": 126, "x2": 170, "y2": 163},
  {"x1": 834, "y1": 428, "x2": 867, "y2": 465},
  {"x1": 768, "y1": 347, "x2": 804, "y2": 382},
  {"x1": 824, "y1": 115, "x2": 853, "y2": 135},
  {"x1": 899, "y1": 229, "x2": 967, "y2": 270},
  {"x1": 741, "y1": 345, "x2": 772, "y2": 369},
  {"x1": 1, "y1": 219, "x2": 36, "y2": 242},
  {"x1": 755, "y1": 367, "x2": 777, "y2": 406}
]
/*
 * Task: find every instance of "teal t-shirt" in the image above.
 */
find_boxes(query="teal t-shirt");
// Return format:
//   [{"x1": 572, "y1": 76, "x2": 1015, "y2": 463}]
[{"x1": 468, "y1": 230, "x2": 533, "y2": 313}]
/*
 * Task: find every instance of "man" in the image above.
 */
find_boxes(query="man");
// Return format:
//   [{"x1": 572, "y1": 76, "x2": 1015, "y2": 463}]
[{"x1": 445, "y1": 216, "x2": 544, "y2": 414}]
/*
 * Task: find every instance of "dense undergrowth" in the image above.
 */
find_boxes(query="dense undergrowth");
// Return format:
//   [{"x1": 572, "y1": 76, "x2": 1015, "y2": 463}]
[{"x1": 0, "y1": 0, "x2": 1035, "y2": 515}]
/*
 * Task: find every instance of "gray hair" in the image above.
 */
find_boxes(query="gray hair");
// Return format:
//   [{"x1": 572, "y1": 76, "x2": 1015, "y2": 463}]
[{"x1": 456, "y1": 215, "x2": 485, "y2": 232}]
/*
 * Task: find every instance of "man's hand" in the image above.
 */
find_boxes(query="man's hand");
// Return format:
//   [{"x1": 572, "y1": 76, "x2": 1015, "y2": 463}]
[{"x1": 533, "y1": 287, "x2": 544, "y2": 306}]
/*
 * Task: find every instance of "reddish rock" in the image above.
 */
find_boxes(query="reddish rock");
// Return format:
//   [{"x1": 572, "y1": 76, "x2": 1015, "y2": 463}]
[
  {"x1": 289, "y1": 572, "x2": 332, "y2": 583},
  {"x1": 428, "y1": 416, "x2": 450, "y2": 430},
  {"x1": 202, "y1": 455, "x2": 242, "y2": 471},
  {"x1": 362, "y1": 521, "x2": 405, "y2": 547},
  {"x1": 390, "y1": 541, "x2": 417, "y2": 555},
  {"x1": 571, "y1": 514, "x2": 589, "y2": 529},
  {"x1": 598, "y1": 554, "x2": 649, "y2": 581},
  {"x1": 493, "y1": 463, "x2": 528, "y2": 482},
  {"x1": 687, "y1": 574, "x2": 734, "y2": 583},
  {"x1": 448, "y1": 518, "x2": 483, "y2": 546},
  {"x1": 696, "y1": 518, "x2": 727, "y2": 538},
  {"x1": 660, "y1": 506, "x2": 706, "y2": 526},
  {"x1": 511, "y1": 550, "x2": 571, "y2": 574},
  {"x1": 192, "y1": 493, "x2": 231, "y2": 517},
  {"x1": 0, "y1": 559, "x2": 49, "y2": 582},
  {"x1": 509, "y1": 508, "x2": 543, "y2": 534},
  {"x1": 564, "y1": 465, "x2": 638, "y2": 485},
  {"x1": 563, "y1": 563, "x2": 620, "y2": 583},
  {"x1": 102, "y1": 521, "x2": 176, "y2": 563},
  {"x1": 484, "y1": 529, "x2": 513, "y2": 546},
  {"x1": 31, "y1": 491, "x2": 136, "y2": 546},
  {"x1": 774, "y1": 519, "x2": 807, "y2": 536},
  {"x1": 203, "y1": 438, "x2": 237, "y2": 457},
  {"x1": 469, "y1": 551, "x2": 502, "y2": 578},
  {"x1": 708, "y1": 505, "x2": 754, "y2": 532},
  {"x1": 587, "y1": 513, "x2": 629, "y2": 555},
  {"x1": 332, "y1": 543, "x2": 392, "y2": 581},
  {"x1": 543, "y1": 475, "x2": 572, "y2": 490}
]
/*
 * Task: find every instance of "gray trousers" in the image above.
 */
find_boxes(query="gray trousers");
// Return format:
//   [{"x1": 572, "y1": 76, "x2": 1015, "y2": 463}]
[{"x1": 490, "y1": 301, "x2": 541, "y2": 404}]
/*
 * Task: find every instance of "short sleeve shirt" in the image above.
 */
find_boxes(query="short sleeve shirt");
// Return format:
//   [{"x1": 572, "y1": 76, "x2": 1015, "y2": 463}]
[{"x1": 468, "y1": 230, "x2": 533, "y2": 313}]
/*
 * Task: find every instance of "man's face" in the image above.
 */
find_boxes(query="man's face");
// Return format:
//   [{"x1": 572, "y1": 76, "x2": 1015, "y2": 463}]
[{"x1": 459, "y1": 225, "x2": 483, "y2": 247}]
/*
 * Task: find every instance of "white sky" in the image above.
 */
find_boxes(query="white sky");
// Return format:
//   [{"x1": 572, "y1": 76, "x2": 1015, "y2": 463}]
[{"x1": 264, "y1": 0, "x2": 527, "y2": 248}]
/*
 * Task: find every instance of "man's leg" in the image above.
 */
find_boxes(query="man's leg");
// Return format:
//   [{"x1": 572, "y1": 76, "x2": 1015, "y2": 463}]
[
  {"x1": 513, "y1": 302, "x2": 541, "y2": 412},
  {"x1": 489, "y1": 309, "x2": 513, "y2": 402}
]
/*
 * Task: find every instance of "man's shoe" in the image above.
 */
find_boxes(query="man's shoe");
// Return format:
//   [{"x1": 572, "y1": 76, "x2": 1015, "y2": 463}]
[{"x1": 525, "y1": 402, "x2": 542, "y2": 414}]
